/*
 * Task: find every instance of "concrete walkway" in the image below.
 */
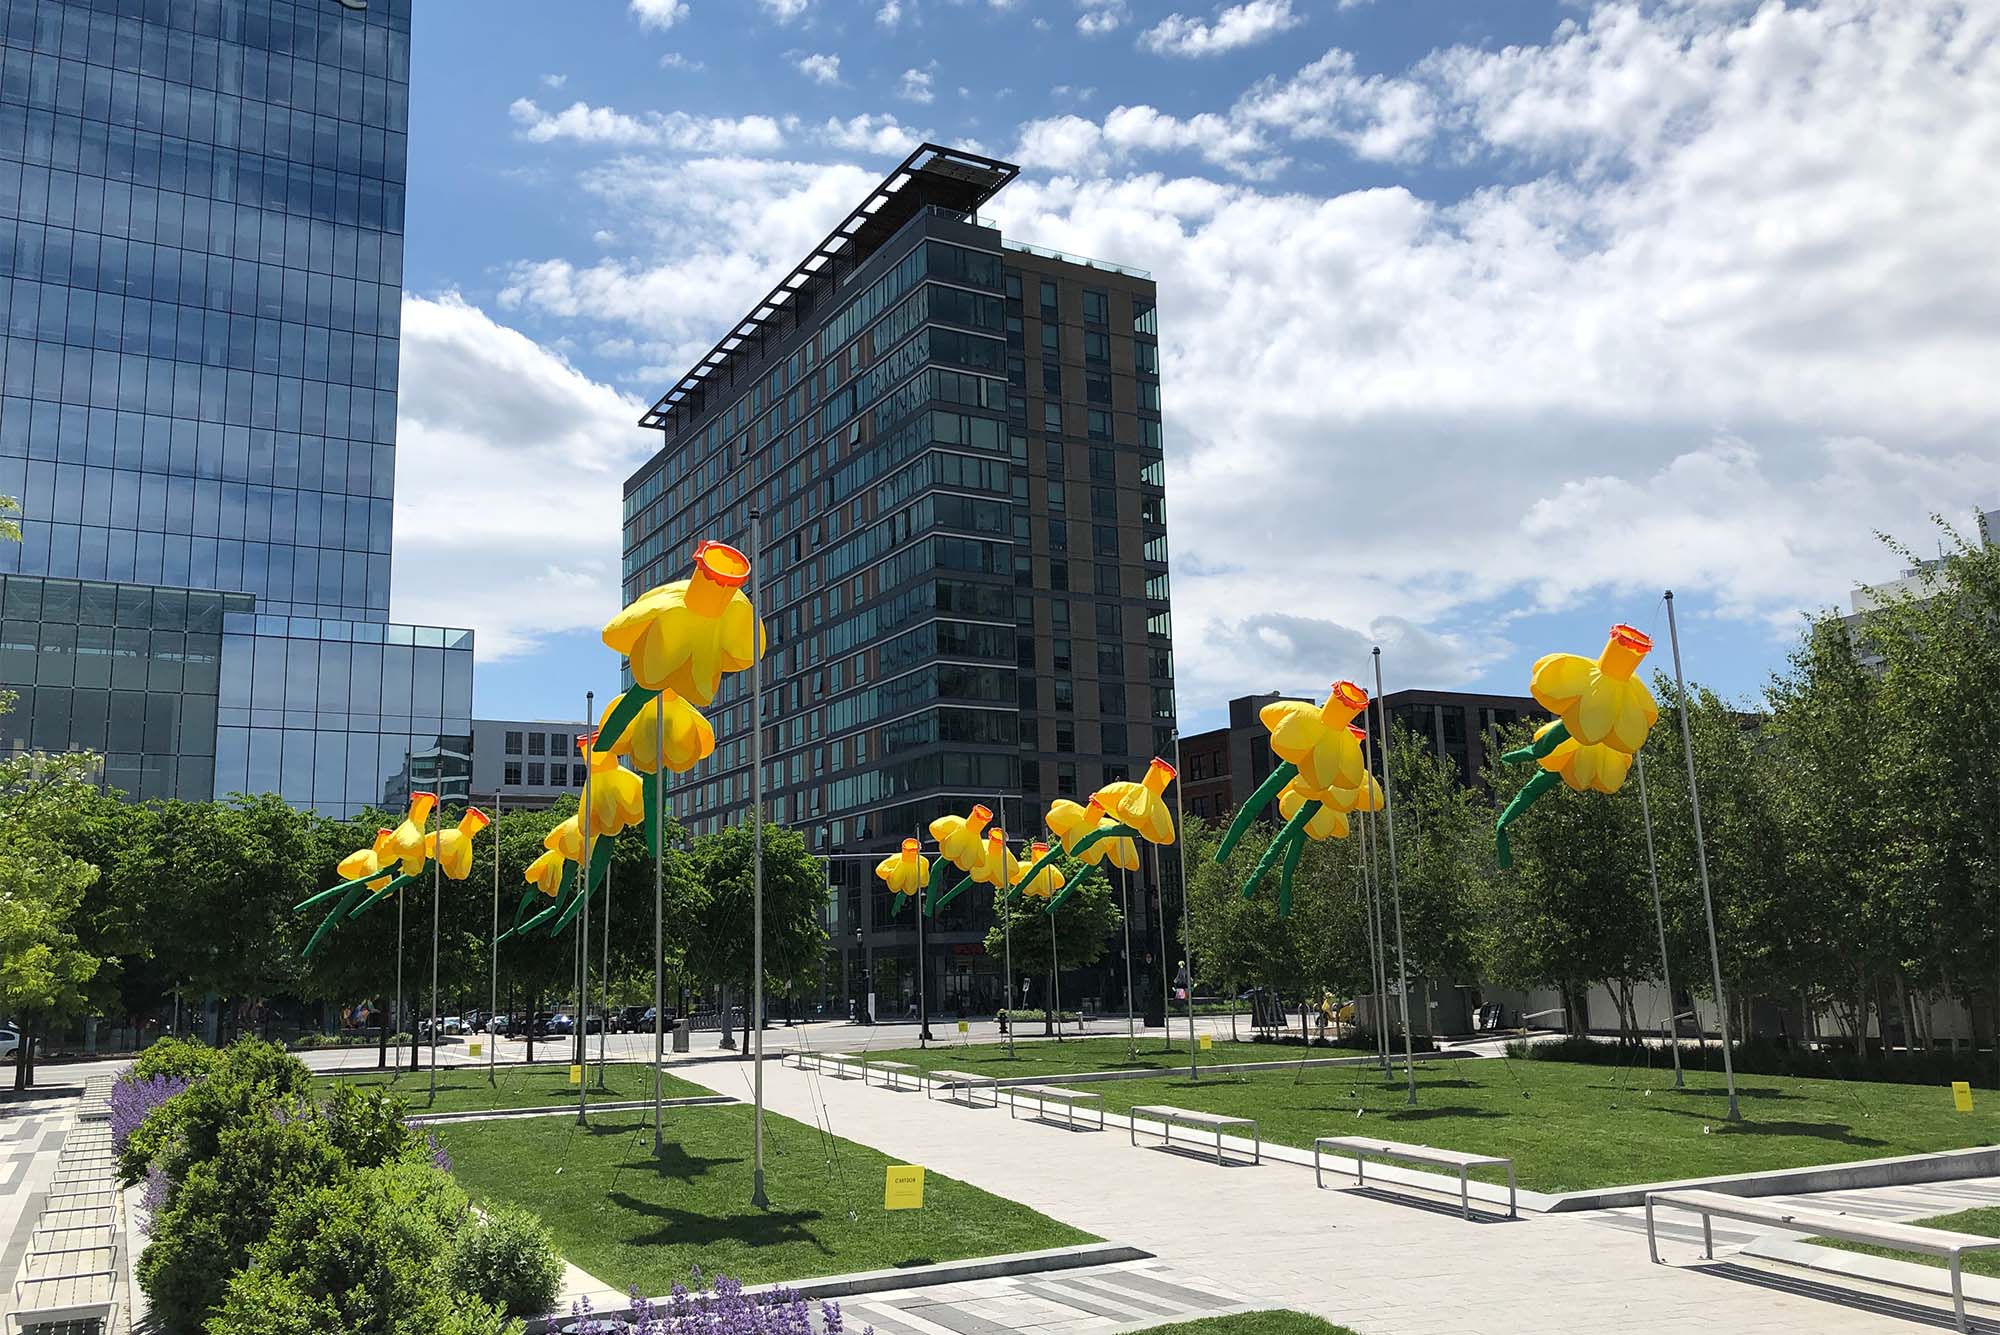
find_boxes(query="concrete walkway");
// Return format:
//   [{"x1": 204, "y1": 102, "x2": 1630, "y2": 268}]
[{"x1": 671, "y1": 1060, "x2": 1998, "y2": 1335}]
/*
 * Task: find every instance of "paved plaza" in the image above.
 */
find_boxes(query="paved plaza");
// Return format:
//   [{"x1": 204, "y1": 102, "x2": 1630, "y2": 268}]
[{"x1": 9, "y1": 1035, "x2": 2000, "y2": 1333}]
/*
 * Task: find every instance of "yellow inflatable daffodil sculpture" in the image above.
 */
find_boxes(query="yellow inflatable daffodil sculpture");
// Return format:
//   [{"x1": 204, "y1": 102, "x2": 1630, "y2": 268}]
[
  {"x1": 874, "y1": 838, "x2": 932, "y2": 916},
  {"x1": 297, "y1": 792, "x2": 487, "y2": 957},
  {"x1": 1015, "y1": 841, "x2": 1065, "y2": 904},
  {"x1": 1495, "y1": 624, "x2": 1661, "y2": 867},
  {"x1": 923, "y1": 804, "x2": 996, "y2": 915}
]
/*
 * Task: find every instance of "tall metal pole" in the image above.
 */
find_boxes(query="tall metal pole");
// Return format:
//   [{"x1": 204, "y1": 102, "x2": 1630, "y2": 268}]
[
  {"x1": 490, "y1": 793, "x2": 499, "y2": 1086},
  {"x1": 1049, "y1": 905, "x2": 1062, "y2": 1040},
  {"x1": 1118, "y1": 862, "x2": 1137, "y2": 1059},
  {"x1": 654, "y1": 697, "x2": 667, "y2": 1151},
  {"x1": 1357, "y1": 728, "x2": 1391, "y2": 1070},
  {"x1": 996, "y1": 793, "x2": 1013, "y2": 1057},
  {"x1": 1172, "y1": 738, "x2": 1196, "y2": 1080},
  {"x1": 1664, "y1": 590, "x2": 1740, "y2": 1121},
  {"x1": 1372, "y1": 649, "x2": 1417, "y2": 1106},
  {"x1": 429, "y1": 795, "x2": 441, "y2": 1101},
  {"x1": 577, "y1": 691, "x2": 594, "y2": 1126},
  {"x1": 597, "y1": 860, "x2": 611, "y2": 1088},
  {"x1": 1153, "y1": 842, "x2": 1170, "y2": 1036},
  {"x1": 750, "y1": 510, "x2": 768, "y2": 1208},
  {"x1": 916, "y1": 827, "x2": 931, "y2": 1046},
  {"x1": 1635, "y1": 752, "x2": 1684, "y2": 1089},
  {"x1": 396, "y1": 885, "x2": 406, "y2": 1072}
]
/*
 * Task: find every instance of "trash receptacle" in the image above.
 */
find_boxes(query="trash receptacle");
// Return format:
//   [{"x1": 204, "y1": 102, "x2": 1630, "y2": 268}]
[{"x1": 672, "y1": 1019, "x2": 691, "y2": 1053}]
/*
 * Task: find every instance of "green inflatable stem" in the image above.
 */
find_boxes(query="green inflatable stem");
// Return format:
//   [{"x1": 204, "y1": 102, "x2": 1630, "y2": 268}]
[
  {"x1": 1277, "y1": 829, "x2": 1307, "y2": 919},
  {"x1": 1502, "y1": 721, "x2": 1570, "y2": 766},
  {"x1": 1494, "y1": 768, "x2": 1560, "y2": 869},
  {"x1": 549, "y1": 838, "x2": 617, "y2": 935},
  {"x1": 297, "y1": 876, "x2": 373, "y2": 911},
  {"x1": 504, "y1": 886, "x2": 570, "y2": 942},
  {"x1": 931, "y1": 869, "x2": 978, "y2": 915},
  {"x1": 1240, "y1": 801, "x2": 1320, "y2": 900},
  {"x1": 642, "y1": 773, "x2": 661, "y2": 859},
  {"x1": 303, "y1": 884, "x2": 370, "y2": 957},
  {"x1": 1044, "y1": 863, "x2": 1097, "y2": 913},
  {"x1": 1011, "y1": 822, "x2": 1142, "y2": 899},
  {"x1": 346, "y1": 872, "x2": 416, "y2": 918},
  {"x1": 1215, "y1": 761, "x2": 1298, "y2": 862},
  {"x1": 593, "y1": 688, "x2": 659, "y2": 755},
  {"x1": 509, "y1": 887, "x2": 543, "y2": 935}
]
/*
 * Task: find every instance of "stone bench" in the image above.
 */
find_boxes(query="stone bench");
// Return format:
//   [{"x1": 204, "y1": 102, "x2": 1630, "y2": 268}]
[
  {"x1": 1130, "y1": 1104, "x2": 1259, "y2": 1166},
  {"x1": 1646, "y1": 1188, "x2": 2000, "y2": 1334},
  {"x1": 865, "y1": 1059, "x2": 919, "y2": 1091},
  {"x1": 1007, "y1": 1085, "x2": 1105, "y2": 1131},
  {"x1": 926, "y1": 1070, "x2": 1000, "y2": 1107},
  {"x1": 1313, "y1": 1135, "x2": 1516, "y2": 1220}
]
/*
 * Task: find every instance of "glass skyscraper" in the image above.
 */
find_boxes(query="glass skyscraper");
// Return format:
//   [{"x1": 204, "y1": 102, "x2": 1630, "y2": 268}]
[
  {"x1": 0, "y1": 0, "x2": 472, "y2": 813},
  {"x1": 624, "y1": 145, "x2": 1177, "y2": 1014}
]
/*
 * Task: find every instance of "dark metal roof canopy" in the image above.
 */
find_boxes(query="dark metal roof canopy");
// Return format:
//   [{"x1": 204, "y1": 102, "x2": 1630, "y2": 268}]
[{"x1": 637, "y1": 143, "x2": 1019, "y2": 435}]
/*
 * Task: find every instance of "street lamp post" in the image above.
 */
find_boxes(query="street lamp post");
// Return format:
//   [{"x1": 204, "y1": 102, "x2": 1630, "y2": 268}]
[
  {"x1": 1373, "y1": 649, "x2": 1417, "y2": 1107},
  {"x1": 1634, "y1": 752, "x2": 1685, "y2": 1089},
  {"x1": 576, "y1": 691, "x2": 594, "y2": 1127},
  {"x1": 749, "y1": 509, "x2": 768, "y2": 1209}
]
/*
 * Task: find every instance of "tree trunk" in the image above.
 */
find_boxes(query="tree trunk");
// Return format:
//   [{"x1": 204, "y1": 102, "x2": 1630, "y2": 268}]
[
  {"x1": 12, "y1": 1014, "x2": 28, "y2": 1090},
  {"x1": 741, "y1": 972, "x2": 752, "y2": 1053},
  {"x1": 526, "y1": 990, "x2": 537, "y2": 1064},
  {"x1": 717, "y1": 985, "x2": 734, "y2": 1049},
  {"x1": 376, "y1": 997, "x2": 389, "y2": 1070}
]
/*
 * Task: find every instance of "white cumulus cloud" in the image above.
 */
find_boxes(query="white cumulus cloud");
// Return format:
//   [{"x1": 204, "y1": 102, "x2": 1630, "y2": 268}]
[
  {"x1": 628, "y1": 0, "x2": 688, "y2": 30},
  {"x1": 1140, "y1": 0, "x2": 1301, "y2": 58},
  {"x1": 795, "y1": 52, "x2": 841, "y2": 85}
]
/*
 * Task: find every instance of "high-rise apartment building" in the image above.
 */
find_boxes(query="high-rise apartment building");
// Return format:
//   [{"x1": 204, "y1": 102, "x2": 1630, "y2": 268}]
[
  {"x1": 623, "y1": 146, "x2": 1177, "y2": 1014},
  {"x1": 0, "y1": 0, "x2": 472, "y2": 813}
]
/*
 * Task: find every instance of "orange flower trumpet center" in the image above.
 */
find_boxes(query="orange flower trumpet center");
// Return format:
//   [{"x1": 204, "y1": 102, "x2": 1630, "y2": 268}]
[
  {"x1": 1601, "y1": 624, "x2": 1652, "y2": 679},
  {"x1": 1318, "y1": 680, "x2": 1369, "y2": 728},
  {"x1": 686, "y1": 541, "x2": 751, "y2": 615}
]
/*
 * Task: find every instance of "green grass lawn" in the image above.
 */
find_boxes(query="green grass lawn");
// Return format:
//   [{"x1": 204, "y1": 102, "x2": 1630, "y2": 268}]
[
  {"x1": 1021, "y1": 1058, "x2": 1998, "y2": 1193},
  {"x1": 316, "y1": 1061, "x2": 710, "y2": 1114},
  {"x1": 434, "y1": 1106, "x2": 1096, "y2": 1292},
  {"x1": 829, "y1": 1035, "x2": 1342, "y2": 1078},
  {"x1": 1137, "y1": 1315, "x2": 1355, "y2": 1335},
  {"x1": 1813, "y1": 1206, "x2": 2000, "y2": 1280}
]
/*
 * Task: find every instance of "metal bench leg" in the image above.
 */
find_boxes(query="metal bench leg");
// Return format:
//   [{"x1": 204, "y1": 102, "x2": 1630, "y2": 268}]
[
  {"x1": 1701, "y1": 1214, "x2": 1713, "y2": 1261},
  {"x1": 1216, "y1": 1127, "x2": 1224, "y2": 1166},
  {"x1": 1254, "y1": 1130, "x2": 1260, "y2": 1165},
  {"x1": 1355, "y1": 1155, "x2": 1365, "y2": 1190},
  {"x1": 1461, "y1": 1167, "x2": 1471, "y2": 1221},
  {"x1": 1129, "y1": 1115, "x2": 1138, "y2": 1148},
  {"x1": 1508, "y1": 1164, "x2": 1517, "y2": 1219},
  {"x1": 1314, "y1": 1145, "x2": 1323, "y2": 1189},
  {"x1": 1950, "y1": 1251, "x2": 1966, "y2": 1334},
  {"x1": 1645, "y1": 1198, "x2": 1659, "y2": 1265}
]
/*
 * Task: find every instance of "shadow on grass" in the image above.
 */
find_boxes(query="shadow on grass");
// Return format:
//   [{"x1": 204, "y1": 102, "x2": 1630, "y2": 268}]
[
  {"x1": 604, "y1": 1191, "x2": 833, "y2": 1255},
  {"x1": 1581, "y1": 1079, "x2": 1802, "y2": 1103},
  {"x1": 1377, "y1": 1106, "x2": 1507, "y2": 1124},
  {"x1": 1642, "y1": 1105, "x2": 1888, "y2": 1147}
]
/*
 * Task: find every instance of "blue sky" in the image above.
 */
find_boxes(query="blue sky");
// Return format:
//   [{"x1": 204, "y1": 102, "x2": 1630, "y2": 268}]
[{"x1": 382, "y1": 0, "x2": 2000, "y2": 731}]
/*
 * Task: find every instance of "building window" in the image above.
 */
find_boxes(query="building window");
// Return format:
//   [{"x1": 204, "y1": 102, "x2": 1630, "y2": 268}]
[
  {"x1": 1093, "y1": 525, "x2": 1119, "y2": 557},
  {"x1": 1048, "y1": 482, "x2": 1067, "y2": 513},
  {"x1": 1051, "y1": 562, "x2": 1071, "y2": 591},
  {"x1": 1101, "y1": 721, "x2": 1128, "y2": 756},
  {"x1": 1055, "y1": 723, "x2": 1076, "y2": 753},
  {"x1": 1096, "y1": 603, "x2": 1120, "y2": 636},
  {"x1": 1051, "y1": 598, "x2": 1070, "y2": 628},
  {"x1": 1088, "y1": 410, "x2": 1112, "y2": 441},
  {"x1": 1084, "y1": 331, "x2": 1110, "y2": 364},
  {"x1": 1135, "y1": 341, "x2": 1158, "y2": 375},
  {"x1": 1098, "y1": 642, "x2": 1125, "y2": 675},
  {"x1": 527, "y1": 762, "x2": 545, "y2": 785},
  {"x1": 1048, "y1": 520, "x2": 1069, "y2": 551},
  {"x1": 1092, "y1": 487, "x2": 1118, "y2": 518},
  {"x1": 549, "y1": 732, "x2": 569, "y2": 757},
  {"x1": 1101, "y1": 682, "x2": 1127, "y2": 715},
  {"x1": 1091, "y1": 447, "x2": 1116, "y2": 481},
  {"x1": 1005, "y1": 273, "x2": 1023, "y2": 299},
  {"x1": 1083, "y1": 290, "x2": 1108, "y2": 325},
  {"x1": 528, "y1": 733, "x2": 546, "y2": 756},
  {"x1": 1044, "y1": 403, "x2": 1063, "y2": 433},
  {"x1": 1041, "y1": 324, "x2": 1059, "y2": 355},
  {"x1": 1053, "y1": 637, "x2": 1072, "y2": 672},
  {"x1": 1043, "y1": 363, "x2": 1062, "y2": 394},
  {"x1": 1086, "y1": 372, "x2": 1111, "y2": 404},
  {"x1": 1046, "y1": 439, "x2": 1064, "y2": 473},
  {"x1": 1040, "y1": 280, "x2": 1058, "y2": 320},
  {"x1": 504, "y1": 762, "x2": 522, "y2": 786},
  {"x1": 1095, "y1": 565, "x2": 1121, "y2": 596},
  {"x1": 505, "y1": 730, "x2": 523, "y2": 755},
  {"x1": 1057, "y1": 762, "x2": 1078, "y2": 795},
  {"x1": 548, "y1": 765, "x2": 568, "y2": 788},
  {"x1": 1055, "y1": 680, "x2": 1074, "y2": 712}
]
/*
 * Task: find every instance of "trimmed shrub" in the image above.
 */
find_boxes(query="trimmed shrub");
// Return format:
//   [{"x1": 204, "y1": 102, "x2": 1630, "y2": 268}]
[
  {"x1": 212, "y1": 1156, "x2": 516, "y2": 1335},
  {"x1": 1505, "y1": 1034, "x2": 2000, "y2": 1088},
  {"x1": 110, "y1": 1074, "x2": 190, "y2": 1153},
  {"x1": 120, "y1": 1038, "x2": 315, "y2": 1186},
  {"x1": 448, "y1": 1205, "x2": 565, "y2": 1317},
  {"x1": 130, "y1": 1036, "x2": 222, "y2": 1084}
]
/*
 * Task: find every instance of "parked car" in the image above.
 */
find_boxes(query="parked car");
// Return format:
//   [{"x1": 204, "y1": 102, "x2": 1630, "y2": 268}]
[
  {"x1": 542, "y1": 1013, "x2": 574, "y2": 1036},
  {"x1": 614, "y1": 1006, "x2": 648, "y2": 1032},
  {"x1": 0, "y1": 1027, "x2": 32, "y2": 1061}
]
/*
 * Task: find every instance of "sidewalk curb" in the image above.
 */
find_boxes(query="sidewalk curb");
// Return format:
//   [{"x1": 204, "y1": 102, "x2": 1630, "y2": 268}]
[
  {"x1": 526, "y1": 1242, "x2": 1155, "y2": 1333},
  {"x1": 1740, "y1": 1234, "x2": 2000, "y2": 1310},
  {"x1": 1542, "y1": 1145, "x2": 2000, "y2": 1212}
]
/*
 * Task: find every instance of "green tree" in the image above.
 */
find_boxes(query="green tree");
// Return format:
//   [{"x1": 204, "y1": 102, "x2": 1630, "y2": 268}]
[
  {"x1": 685, "y1": 820, "x2": 827, "y2": 1048},
  {"x1": 0, "y1": 749, "x2": 105, "y2": 1087},
  {"x1": 981, "y1": 854, "x2": 1121, "y2": 1035},
  {"x1": 1, "y1": 492, "x2": 19, "y2": 543}
]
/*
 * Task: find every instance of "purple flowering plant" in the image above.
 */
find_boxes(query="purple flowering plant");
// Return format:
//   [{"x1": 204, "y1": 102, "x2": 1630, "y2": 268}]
[
  {"x1": 109, "y1": 1074, "x2": 191, "y2": 1152},
  {"x1": 560, "y1": 1270, "x2": 870, "y2": 1335}
]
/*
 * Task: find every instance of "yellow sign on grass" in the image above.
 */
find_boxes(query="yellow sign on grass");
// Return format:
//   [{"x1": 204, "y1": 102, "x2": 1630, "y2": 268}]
[
  {"x1": 884, "y1": 1165, "x2": 926, "y2": 1210},
  {"x1": 958, "y1": 1021, "x2": 970, "y2": 1035},
  {"x1": 1954, "y1": 1081, "x2": 1974, "y2": 1113},
  {"x1": 1199, "y1": 1034, "x2": 1213, "y2": 1051},
  {"x1": 468, "y1": 1041, "x2": 482, "y2": 1058},
  {"x1": 569, "y1": 1064, "x2": 583, "y2": 1085}
]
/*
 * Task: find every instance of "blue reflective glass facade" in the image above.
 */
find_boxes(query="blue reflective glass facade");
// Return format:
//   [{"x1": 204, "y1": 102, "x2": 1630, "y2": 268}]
[
  {"x1": 0, "y1": 0, "x2": 471, "y2": 818},
  {"x1": 0, "y1": 0, "x2": 408, "y2": 619}
]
